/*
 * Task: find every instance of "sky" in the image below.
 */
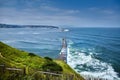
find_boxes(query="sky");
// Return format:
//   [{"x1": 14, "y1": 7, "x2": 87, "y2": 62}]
[{"x1": 0, "y1": 0, "x2": 120, "y2": 27}]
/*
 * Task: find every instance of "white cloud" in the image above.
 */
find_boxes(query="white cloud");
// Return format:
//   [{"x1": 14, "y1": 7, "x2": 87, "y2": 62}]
[
  {"x1": 88, "y1": 7, "x2": 99, "y2": 11},
  {"x1": 100, "y1": 10, "x2": 115, "y2": 14},
  {"x1": 39, "y1": 5, "x2": 80, "y2": 15},
  {"x1": 0, "y1": 6, "x2": 120, "y2": 27},
  {"x1": 89, "y1": 7, "x2": 116, "y2": 15},
  {"x1": 40, "y1": 6, "x2": 60, "y2": 12}
]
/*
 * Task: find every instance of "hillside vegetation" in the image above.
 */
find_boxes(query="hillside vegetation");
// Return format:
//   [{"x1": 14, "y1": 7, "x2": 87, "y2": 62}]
[{"x1": 0, "y1": 42, "x2": 84, "y2": 80}]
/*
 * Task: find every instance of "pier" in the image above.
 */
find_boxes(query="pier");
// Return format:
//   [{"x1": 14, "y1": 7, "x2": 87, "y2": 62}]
[{"x1": 59, "y1": 38, "x2": 67, "y2": 63}]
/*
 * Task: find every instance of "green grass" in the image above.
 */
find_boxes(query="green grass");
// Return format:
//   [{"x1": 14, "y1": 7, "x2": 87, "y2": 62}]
[{"x1": 0, "y1": 41, "x2": 84, "y2": 80}]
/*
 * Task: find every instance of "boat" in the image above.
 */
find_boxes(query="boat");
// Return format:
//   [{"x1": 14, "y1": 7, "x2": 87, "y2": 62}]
[{"x1": 59, "y1": 38, "x2": 67, "y2": 63}]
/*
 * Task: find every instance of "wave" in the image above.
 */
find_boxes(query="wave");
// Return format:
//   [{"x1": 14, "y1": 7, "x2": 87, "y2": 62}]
[
  {"x1": 69, "y1": 38, "x2": 120, "y2": 56},
  {"x1": 19, "y1": 40, "x2": 60, "y2": 46},
  {"x1": 71, "y1": 32, "x2": 120, "y2": 43},
  {"x1": 67, "y1": 42, "x2": 120, "y2": 80},
  {"x1": 19, "y1": 40, "x2": 39, "y2": 45}
]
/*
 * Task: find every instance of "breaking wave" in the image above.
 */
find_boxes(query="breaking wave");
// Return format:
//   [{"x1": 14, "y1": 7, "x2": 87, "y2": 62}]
[{"x1": 67, "y1": 41, "x2": 120, "y2": 80}]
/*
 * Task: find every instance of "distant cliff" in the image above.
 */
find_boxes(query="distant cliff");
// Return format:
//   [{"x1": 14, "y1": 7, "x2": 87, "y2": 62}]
[{"x1": 0, "y1": 23, "x2": 59, "y2": 29}]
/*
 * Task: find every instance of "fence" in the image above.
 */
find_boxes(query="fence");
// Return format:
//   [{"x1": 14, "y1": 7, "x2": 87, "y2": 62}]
[
  {"x1": 0, "y1": 64, "x2": 109, "y2": 80},
  {"x1": 0, "y1": 64, "x2": 81, "y2": 80},
  {"x1": 0, "y1": 64, "x2": 29, "y2": 80},
  {"x1": 31, "y1": 71, "x2": 76, "y2": 80}
]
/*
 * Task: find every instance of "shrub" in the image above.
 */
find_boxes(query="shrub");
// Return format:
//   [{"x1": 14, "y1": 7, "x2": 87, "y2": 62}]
[
  {"x1": 28, "y1": 53, "x2": 36, "y2": 56},
  {"x1": 42, "y1": 61, "x2": 63, "y2": 72},
  {"x1": 44, "y1": 57, "x2": 53, "y2": 61}
]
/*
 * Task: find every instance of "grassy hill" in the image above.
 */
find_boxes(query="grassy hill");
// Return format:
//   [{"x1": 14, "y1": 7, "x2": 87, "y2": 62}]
[{"x1": 0, "y1": 41, "x2": 84, "y2": 80}]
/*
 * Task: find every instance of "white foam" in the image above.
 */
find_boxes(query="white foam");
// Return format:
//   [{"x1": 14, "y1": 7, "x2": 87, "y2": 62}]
[{"x1": 67, "y1": 45, "x2": 120, "y2": 80}]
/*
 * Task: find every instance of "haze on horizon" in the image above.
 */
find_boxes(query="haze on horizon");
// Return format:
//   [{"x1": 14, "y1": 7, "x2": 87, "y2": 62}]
[{"x1": 0, "y1": 0, "x2": 120, "y2": 27}]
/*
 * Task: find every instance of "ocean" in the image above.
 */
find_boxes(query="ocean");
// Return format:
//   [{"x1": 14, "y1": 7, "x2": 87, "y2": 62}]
[{"x1": 0, "y1": 27, "x2": 120, "y2": 80}]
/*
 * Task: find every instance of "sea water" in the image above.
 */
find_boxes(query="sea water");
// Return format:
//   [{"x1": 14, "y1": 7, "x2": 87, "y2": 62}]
[{"x1": 0, "y1": 27, "x2": 120, "y2": 80}]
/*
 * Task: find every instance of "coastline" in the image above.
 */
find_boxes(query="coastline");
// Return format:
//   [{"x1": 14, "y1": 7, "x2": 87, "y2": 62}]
[{"x1": 0, "y1": 41, "x2": 84, "y2": 80}]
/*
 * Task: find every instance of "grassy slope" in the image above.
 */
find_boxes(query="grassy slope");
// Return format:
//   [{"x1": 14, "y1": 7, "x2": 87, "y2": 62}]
[
  {"x1": 0, "y1": 42, "x2": 45, "y2": 69},
  {"x1": 0, "y1": 42, "x2": 84, "y2": 80}
]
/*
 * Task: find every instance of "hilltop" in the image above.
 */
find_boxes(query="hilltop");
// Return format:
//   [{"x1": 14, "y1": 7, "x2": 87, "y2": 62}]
[
  {"x1": 0, "y1": 23, "x2": 59, "y2": 29},
  {"x1": 0, "y1": 42, "x2": 84, "y2": 80}
]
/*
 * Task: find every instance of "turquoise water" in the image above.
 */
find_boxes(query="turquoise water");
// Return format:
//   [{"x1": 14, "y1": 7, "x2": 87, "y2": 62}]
[{"x1": 0, "y1": 28, "x2": 120, "y2": 79}]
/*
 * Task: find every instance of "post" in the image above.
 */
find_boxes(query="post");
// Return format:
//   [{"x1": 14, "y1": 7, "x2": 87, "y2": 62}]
[
  {"x1": 0, "y1": 64, "x2": 5, "y2": 74},
  {"x1": 23, "y1": 66, "x2": 29, "y2": 75}
]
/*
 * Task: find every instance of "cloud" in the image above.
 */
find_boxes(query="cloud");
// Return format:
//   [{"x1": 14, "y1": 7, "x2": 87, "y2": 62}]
[
  {"x1": 38, "y1": 5, "x2": 80, "y2": 15},
  {"x1": 88, "y1": 7, "x2": 99, "y2": 11},
  {"x1": 0, "y1": 5, "x2": 81, "y2": 21},
  {"x1": 89, "y1": 7, "x2": 117, "y2": 15},
  {"x1": 102, "y1": 10, "x2": 114, "y2": 14},
  {"x1": 40, "y1": 6, "x2": 60, "y2": 12},
  {"x1": 0, "y1": 7, "x2": 89, "y2": 27},
  {"x1": 0, "y1": 5, "x2": 120, "y2": 27}
]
